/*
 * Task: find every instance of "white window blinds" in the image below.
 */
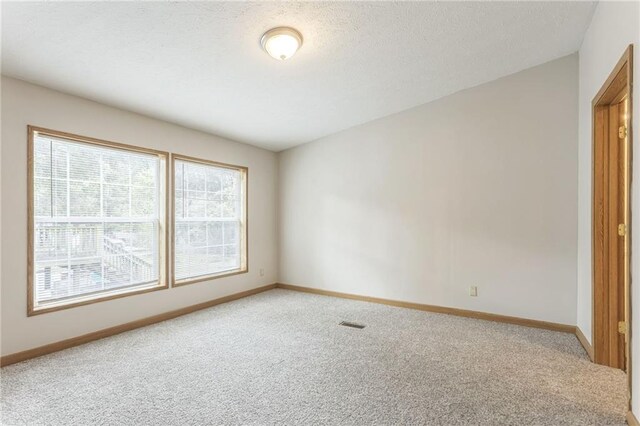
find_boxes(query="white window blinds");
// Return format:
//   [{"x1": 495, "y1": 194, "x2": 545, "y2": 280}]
[
  {"x1": 32, "y1": 133, "x2": 164, "y2": 308},
  {"x1": 174, "y1": 159, "x2": 246, "y2": 282}
]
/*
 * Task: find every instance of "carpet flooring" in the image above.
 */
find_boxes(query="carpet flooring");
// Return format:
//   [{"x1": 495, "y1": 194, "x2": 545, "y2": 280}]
[{"x1": 1, "y1": 289, "x2": 628, "y2": 425}]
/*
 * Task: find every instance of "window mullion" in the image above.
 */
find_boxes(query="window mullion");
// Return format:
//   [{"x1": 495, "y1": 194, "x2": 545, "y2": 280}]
[
  {"x1": 128, "y1": 156, "x2": 133, "y2": 286},
  {"x1": 205, "y1": 168, "x2": 209, "y2": 261},
  {"x1": 66, "y1": 145, "x2": 71, "y2": 298},
  {"x1": 49, "y1": 140, "x2": 53, "y2": 218},
  {"x1": 100, "y1": 152, "x2": 104, "y2": 291}
]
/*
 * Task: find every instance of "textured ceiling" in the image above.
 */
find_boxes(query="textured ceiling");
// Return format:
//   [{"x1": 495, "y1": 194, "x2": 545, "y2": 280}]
[{"x1": 1, "y1": 1, "x2": 595, "y2": 151}]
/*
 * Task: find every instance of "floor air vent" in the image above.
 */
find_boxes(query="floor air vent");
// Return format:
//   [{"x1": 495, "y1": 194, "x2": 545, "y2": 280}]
[{"x1": 339, "y1": 321, "x2": 365, "y2": 329}]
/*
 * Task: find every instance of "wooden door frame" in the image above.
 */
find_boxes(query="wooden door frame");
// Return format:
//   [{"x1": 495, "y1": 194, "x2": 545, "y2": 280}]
[{"x1": 592, "y1": 44, "x2": 633, "y2": 402}]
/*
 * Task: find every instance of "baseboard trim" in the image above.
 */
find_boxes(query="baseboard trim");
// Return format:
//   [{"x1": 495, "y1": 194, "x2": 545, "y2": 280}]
[
  {"x1": 276, "y1": 283, "x2": 576, "y2": 334},
  {"x1": 575, "y1": 326, "x2": 594, "y2": 361},
  {"x1": 1, "y1": 283, "x2": 277, "y2": 367},
  {"x1": 627, "y1": 411, "x2": 640, "y2": 426},
  {"x1": 0, "y1": 282, "x2": 584, "y2": 367}
]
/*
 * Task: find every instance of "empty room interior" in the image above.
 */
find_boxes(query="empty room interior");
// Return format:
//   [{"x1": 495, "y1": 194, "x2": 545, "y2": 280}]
[{"x1": 1, "y1": 1, "x2": 640, "y2": 425}]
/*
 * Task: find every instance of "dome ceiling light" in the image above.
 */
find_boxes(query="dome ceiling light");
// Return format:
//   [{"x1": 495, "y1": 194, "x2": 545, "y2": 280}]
[{"x1": 260, "y1": 27, "x2": 303, "y2": 61}]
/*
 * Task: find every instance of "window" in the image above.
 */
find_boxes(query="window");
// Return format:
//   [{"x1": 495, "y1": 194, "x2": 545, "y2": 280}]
[
  {"x1": 28, "y1": 127, "x2": 168, "y2": 314},
  {"x1": 172, "y1": 155, "x2": 247, "y2": 285}
]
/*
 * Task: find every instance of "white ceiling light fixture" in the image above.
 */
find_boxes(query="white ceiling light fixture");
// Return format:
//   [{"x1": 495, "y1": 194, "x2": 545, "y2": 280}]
[{"x1": 261, "y1": 27, "x2": 303, "y2": 61}]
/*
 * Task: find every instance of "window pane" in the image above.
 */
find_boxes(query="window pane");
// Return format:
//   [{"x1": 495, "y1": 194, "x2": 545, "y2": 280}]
[
  {"x1": 103, "y1": 184, "x2": 130, "y2": 217},
  {"x1": 131, "y1": 186, "x2": 156, "y2": 217},
  {"x1": 32, "y1": 132, "x2": 163, "y2": 308},
  {"x1": 51, "y1": 178, "x2": 68, "y2": 217},
  {"x1": 69, "y1": 181, "x2": 100, "y2": 216},
  {"x1": 174, "y1": 159, "x2": 245, "y2": 282},
  {"x1": 35, "y1": 177, "x2": 52, "y2": 216}
]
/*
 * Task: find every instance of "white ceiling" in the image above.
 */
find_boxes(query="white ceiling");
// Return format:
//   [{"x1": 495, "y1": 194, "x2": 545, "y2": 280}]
[{"x1": 2, "y1": 1, "x2": 596, "y2": 152}]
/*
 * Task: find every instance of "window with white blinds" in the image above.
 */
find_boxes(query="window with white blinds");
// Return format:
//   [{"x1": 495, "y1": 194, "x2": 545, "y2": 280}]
[
  {"x1": 30, "y1": 128, "x2": 167, "y2": 312},
  {"x1": 173, "y1": 157, "x2": 247, "y2": 284}
]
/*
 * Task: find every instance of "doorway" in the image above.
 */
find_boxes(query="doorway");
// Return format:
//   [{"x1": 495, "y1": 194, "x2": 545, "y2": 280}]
[{"x1": 592, "y1": 45, "x2": 633, "y2": 374}]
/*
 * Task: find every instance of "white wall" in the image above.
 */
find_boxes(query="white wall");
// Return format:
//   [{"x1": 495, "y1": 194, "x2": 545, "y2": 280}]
[
  {"x1": 279, "y1": 55, "x2": 579, "y2": 325},
  {"x1": 0, "y1": 77, "x2": 279, "y2": 356},
  {"x1": 575, "y1": 0, "x2": 640, "y2": 415}
]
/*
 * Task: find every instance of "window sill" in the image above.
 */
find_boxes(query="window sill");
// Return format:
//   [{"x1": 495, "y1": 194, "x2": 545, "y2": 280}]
[
  {"x1": 172, "y1": 268, "x2": 248, "y2": 287},
  {"x1": 28, "y1": 281, "x2": 168, "y2": 316}
]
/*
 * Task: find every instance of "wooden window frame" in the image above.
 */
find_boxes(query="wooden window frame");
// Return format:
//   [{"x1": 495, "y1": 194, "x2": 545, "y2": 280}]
[
  {"x1": 27, "y1": 126, "x2": 170, "y2": 316},
  {"x1": 170, "y1": 153, "x2": 248, "y2": 287}
]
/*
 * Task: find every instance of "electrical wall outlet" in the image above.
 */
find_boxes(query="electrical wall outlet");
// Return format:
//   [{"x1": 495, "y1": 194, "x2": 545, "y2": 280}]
[
  {"x1": 469, "y1": 286, "x2": 478, "y2": 297},
  {"x1": 260, "y1": 268, "x2": 264, "y2": 277}
]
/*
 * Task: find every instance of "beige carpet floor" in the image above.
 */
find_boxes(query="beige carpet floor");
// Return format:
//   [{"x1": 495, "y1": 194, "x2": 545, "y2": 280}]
[{"x1": 1, "y1": 289, "x2": 628, "y2": 425}]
